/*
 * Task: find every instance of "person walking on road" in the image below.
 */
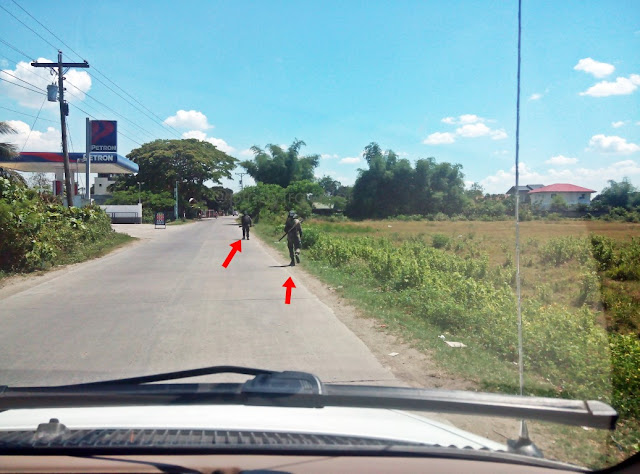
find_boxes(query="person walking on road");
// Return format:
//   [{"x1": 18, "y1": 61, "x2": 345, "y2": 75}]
[
  {"x1": 241, "y1": 212, "x2": 253, "y2": 240},
  {"x1": 284, "y1": 210, "x2": 303, "y2": 266}
]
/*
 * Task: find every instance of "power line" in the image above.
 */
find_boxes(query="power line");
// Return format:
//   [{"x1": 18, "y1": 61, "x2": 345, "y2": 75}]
[
  {"x1": 0, "y1": 105, "x2": 57, "y2": 123},
  {"x1": 3, "y1": 3, "x2": 180, "y2": 142},
  {"x1": 65, "y1": 79, "x2": 157, "y2": 140},
  {"x1": 21, "y1": 96, "x2": 46, "y2": 152},
  {"x1": 0, "y1": 4, "x2": 58, "y2": 52},
  {"x1": 0, "y1": 69, "x2": 44, "y2": 90},
  {"x1": 0, "y1": 36, "x2": 35, "y2": 59},
  {"x1": 69, "y1": 103, "x2": 142, "y2": 147},
  {"x1": 0, "y1": 76, "x2": 45, "y2": 95},
  {"x1": 10, "y1": 0, "x2": 84, "y2": 61}
]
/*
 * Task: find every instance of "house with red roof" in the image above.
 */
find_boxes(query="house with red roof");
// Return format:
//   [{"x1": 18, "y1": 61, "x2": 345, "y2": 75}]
[{"x1": 528, "y1": 183, "x2": 596, "y2": 210}]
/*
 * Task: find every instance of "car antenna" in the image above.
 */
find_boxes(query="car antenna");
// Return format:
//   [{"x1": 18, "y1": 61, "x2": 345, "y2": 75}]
[{"x1": 507, "y1": 0, "x2": 543, "y2": 459}]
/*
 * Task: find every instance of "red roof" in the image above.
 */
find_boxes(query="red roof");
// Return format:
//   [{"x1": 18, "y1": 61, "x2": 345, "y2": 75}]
[{"x1": 528, "y1": 183, "x2": 596, "y2": 194}]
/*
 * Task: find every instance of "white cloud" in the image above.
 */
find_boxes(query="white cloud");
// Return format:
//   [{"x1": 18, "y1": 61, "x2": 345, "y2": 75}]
[
  {"x1": 423, "y1": 132, "x2": 456, "y2": 145},
  {"x1": 611, "y1": 121, "x2": 627, "y2": 128},
  {"x1": 588, "y1": 134, "x2": 640, "y2": 155},
  {"x1": 0, "y1": 58, "x2": 91, "y2": 109},
  {"x1": 165, "y1": 110, "x2": 212, "y2": 130},
  {"x1": 441, "y1": 114, "x2": 483, "y2": 125},
  {"x1": 479, "y1": 160, "x2": 640, "y2": 194},
  {"x1": 321, "y1": 153, "x2": 339, "y2": 159},
  {"x1": 528, "y1": 93, "x2": 543, "y2": 101},
  {"x1": 456, "y1": 122, "x2": 491, "y2": 137},
  {"x1": 490, "y1": 129, "x2": 508, "y2": 140},
  {"x1": 239, "y1": 148, "x2": 254, "y2": 157},
  {"x1": 580, "y1": 74, "x2": 640, "y2": 97},
  {"x1": 574, "y1": 57, "x2": 615, "y2": 78},
  {"x1": 545, "y1": 155, "x2": 578, "y2": 165},
  {"x1": 493, "y1": 149, "x2": 509, "y2": 156},
  {"x1": 0, "y1": 59, "x2": 8, "y2": 68},
  {"x1": 5, "y1": 120, "x2": 62, "y2": 151},
  {"x1": 340, "y1": 156, "x2": 361, "y2": 164},
  {"x1": 181, "y1": 130, "x2": 235, "y2": 154},
  {"x1": 427, "y1": 114, "x2": 507, "y2": 144}
]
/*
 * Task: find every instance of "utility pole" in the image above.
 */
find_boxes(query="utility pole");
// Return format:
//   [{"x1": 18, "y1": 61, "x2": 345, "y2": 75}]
[
  {"x1": 32, "y1": 51, "x2": 89, "y2": 207},
  {"x1": 235, "y1": 172, "x2": 247, "y2": 191},
  {"x1": 174, "y1": 180, "x2": 179, "y2": 220}
]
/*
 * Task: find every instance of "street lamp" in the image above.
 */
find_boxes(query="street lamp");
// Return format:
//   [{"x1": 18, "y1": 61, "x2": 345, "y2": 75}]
[{"x1": 137, "y1": 181, "x2": 144, "y2": 204}]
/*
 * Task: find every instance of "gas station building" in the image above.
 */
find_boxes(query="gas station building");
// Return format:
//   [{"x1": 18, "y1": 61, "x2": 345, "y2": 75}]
[{"x1": 0, "y1": 151, "x2": 142, "y2": 223}]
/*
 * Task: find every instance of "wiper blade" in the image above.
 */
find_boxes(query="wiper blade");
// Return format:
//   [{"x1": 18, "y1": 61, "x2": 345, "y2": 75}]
[
  {"x1": 0, "y1": 367, "x2": 616, "y2": 430},
  {"x1": 57, "y1": 365, "x2": 276, "y2": 387}
]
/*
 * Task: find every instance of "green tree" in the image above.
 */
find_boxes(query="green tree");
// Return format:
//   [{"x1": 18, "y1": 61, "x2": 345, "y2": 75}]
[
  {"x1": 111, "y1": 138, "x2": 236, "y2": 215},
  {"x1": 318, "y1": 175, "x2": 341, "y2": 196},
  {"x1": 550, "y1": 194, "x2": 568, "y2": 212},
  {"x1": 0, "y1": 122, "x2": 26, "y2": 187},
  {"x1": 594, "y1": 178, "x2": 638, "y2": 210},
  {"x1": 240, "y1": 139, "x2": 319, "y2": 187}
]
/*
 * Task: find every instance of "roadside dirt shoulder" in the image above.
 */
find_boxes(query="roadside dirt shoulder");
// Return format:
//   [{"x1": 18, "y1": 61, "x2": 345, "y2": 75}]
[{"x1": 253, "y1": 231, "x2": 474, "y2": 392}]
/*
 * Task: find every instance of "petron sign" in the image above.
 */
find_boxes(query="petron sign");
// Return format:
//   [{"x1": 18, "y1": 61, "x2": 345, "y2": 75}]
[{"x1": 91, "y1": 120, "x2": 117, "y2": 152}]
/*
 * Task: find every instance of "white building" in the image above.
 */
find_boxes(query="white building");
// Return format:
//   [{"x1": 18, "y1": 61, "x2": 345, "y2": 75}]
[{"x1": 528, "y1": 183, "x2": 596, "y2": 209}]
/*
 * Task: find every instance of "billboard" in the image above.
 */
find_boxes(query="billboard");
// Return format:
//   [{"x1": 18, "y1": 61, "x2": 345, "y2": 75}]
[{"x1": 91, "y1": 120, "x2": 117, "y2": 152}]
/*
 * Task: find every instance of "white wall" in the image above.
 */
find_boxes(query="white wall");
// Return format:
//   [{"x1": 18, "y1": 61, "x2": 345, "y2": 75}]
[
  {"x1": 100, "y1": 204, "x2": 142, "y2": 216},
  {"x1": 93, "y1": 176, "x2": 115, "y2": 195},
  {"x1": 530, "y1": 192, "x2": 592, "y2": 209}
]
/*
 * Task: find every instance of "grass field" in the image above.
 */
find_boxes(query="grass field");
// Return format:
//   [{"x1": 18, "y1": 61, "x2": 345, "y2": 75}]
[{"x1": 256, "y1": 217, "x2": 640, "y2": 468}]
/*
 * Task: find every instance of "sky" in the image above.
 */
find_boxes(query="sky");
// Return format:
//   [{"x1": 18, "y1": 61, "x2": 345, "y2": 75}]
[{"x1": 1, "y1": 0, "x2": 639, "y2": 194}]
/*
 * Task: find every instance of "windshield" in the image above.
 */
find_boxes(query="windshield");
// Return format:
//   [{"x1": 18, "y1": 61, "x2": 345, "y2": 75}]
[{"x1": 0, "y1": 0, "x2": 638, "y2": 470}]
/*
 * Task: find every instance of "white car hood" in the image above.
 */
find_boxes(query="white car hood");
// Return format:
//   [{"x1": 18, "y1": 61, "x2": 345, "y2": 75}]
[{"x1": 0, "y1": 405, "x2": 506, "y2": 451}]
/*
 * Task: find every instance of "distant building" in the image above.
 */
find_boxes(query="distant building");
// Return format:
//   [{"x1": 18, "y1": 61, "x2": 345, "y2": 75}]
[
  {"x1": 528, "y1": 183, "x2": 596, "y2": 210},
  {"x1": 505, "y1": 184, "x2": 544, "y2": 203}
]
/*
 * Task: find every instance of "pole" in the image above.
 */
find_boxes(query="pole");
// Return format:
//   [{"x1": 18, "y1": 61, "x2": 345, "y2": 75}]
[
  {"x1": 85, "y1": 117, "x2": 91, "y2": 201},
  {"x1": 174, "y1": 180, "x2": 178, "y2": 220},
  {"x1": 32, "y1": 52, "x2": 89, "y2": 208},
  {"x1": 138, "y1": 182, "x2": 141, "y2": 204},
  {"x1": 58, "y1": 51, "x2": 73, "y2": 207}
]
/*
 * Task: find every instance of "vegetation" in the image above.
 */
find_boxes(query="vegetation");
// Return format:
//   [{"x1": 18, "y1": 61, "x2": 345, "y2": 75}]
[
  {"x1": 240, "y1": 139, "x2": 319, "y2": 187},
  {"x1": 0, "y1": 176, "x2": 129, "y2": 273},
  {"x1": 110, "y1": 138, "x2": 236, "y2": 218},
  {"x1": 255, "y1": 216, "x2": 639, "y2": 465}
]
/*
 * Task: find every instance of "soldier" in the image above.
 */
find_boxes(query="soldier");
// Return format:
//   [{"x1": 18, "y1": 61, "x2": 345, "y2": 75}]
[
  {"x1": 241, "y1": 211, "x2": 252, "y2": 240},
  {"x1": 284, "y1": 210, "x2": 303, "y2": 266}
]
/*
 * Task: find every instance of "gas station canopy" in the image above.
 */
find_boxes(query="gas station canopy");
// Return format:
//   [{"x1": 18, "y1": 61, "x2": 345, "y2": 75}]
[{"x1": 0, "y1": 152, "x2": 138, "y2": 174}]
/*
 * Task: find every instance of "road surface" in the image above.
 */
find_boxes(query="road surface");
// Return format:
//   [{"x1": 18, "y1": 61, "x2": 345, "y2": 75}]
[{"x1": 0, "y1": 217, "x2": 398, "y2": 386}]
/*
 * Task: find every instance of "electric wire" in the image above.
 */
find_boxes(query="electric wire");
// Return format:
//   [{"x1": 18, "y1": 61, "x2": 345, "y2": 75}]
[
  {"x1": 2, "y1": 5, "x2": 181, "y2": 141},
  {"x1": 0, "y1": 36, "x2": 35, "y2": 59},
  {"x1": 0, "y1": 69, "x2": 44, "y2": 90},
  {"x1": 0, "y1": 76, "x2": 45, "y2": 95},
  {"x1": 0, "y1": 105, "x2": 57, "y2": 123},
  {"x1": 0, "y1": 4, "x2": 58, "y2": 52},
  {"x1": 21, "y1": 96, "x2": 46, "y2": 152},
  {"x1": 69, "y1": 103, "x2": 142, "y2": 147}
]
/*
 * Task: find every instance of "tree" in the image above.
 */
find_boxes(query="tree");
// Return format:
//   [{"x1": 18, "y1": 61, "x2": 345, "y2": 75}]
[
  {"x1": 550, "y1": 194, "x2": 568, "y2": 212},
  {"x1": 111, "y1": 138, "x2": 236, "y2": 215},
  {"x1": 347, "y1": 143, "x2": 468, "y2": 219},
  {"x1": 0, "y1": 122, "x2": 17, "y2": 160},
  {"x1": 318, "y1": 175, "x2": 341, "y2": 196},
  {"x1": 0, "y1": 122, "x2": 26, "y2": 187},
  {"x1": 594, "y1": 178, "x2": 638, "y2": 210},
  {"x1": 240, "y1": 139, "x2": 319, "y2": 187}
]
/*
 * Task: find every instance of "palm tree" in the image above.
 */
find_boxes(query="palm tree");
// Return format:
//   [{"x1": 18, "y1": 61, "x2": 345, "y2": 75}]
[
  {"x1": 0, "y1": 121, "x2": 18, "y2": 160},
  {"x1": 0, "y1": 121, "x2": 26, "y2": 186}
]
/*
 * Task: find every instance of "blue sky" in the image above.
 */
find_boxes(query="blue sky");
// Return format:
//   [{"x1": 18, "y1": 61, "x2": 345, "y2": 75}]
[{"x1": 1, "y1": 0, "x2": 639, "y2": 193}]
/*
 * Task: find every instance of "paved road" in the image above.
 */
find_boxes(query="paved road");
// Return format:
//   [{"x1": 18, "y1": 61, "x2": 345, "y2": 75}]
[{"x1": 0, "y1": 217, "x2": 398, "y2": 386}]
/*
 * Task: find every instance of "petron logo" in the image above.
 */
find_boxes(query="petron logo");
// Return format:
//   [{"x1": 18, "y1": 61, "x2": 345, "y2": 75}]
[
  {"x1": 91, "y1": 121, "x2": 117, "y2": 152},
  {"x1": 77, "y1": 154, "x2": 116, "y2": 163}
]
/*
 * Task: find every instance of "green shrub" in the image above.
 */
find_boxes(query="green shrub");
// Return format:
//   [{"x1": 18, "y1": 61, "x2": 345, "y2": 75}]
[
  {"x1": 432, "y1": 233, "x2": 450, "y2": 249},
  {"x1": 610, "y1": 333, "x2": 640, "y2": 419}
]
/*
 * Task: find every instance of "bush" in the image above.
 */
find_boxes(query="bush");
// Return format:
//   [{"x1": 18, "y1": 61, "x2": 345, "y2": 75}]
[
  {"x1": 0, "y1": 177, "x2": 114, "y2": 272},
  {"x1": 431, "y1": 233, "x2": 450, "y2": 249},
  {"x1": 610, "y1": 333, "x2": 640, "y2": 419}
]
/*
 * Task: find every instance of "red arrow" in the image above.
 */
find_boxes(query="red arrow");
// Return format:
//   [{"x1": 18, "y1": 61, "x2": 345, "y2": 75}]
[
  {"x1": 221, "y1": 240, "x2": 242, "y2": 268},
  {"x1": 283, "y1": 277, "x2": 296, "y2": 304}
]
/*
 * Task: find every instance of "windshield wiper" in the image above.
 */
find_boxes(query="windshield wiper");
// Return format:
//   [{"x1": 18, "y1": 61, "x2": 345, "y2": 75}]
[{"x1": 0, "y1": 365, "x2": 617, "y2": 430}]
